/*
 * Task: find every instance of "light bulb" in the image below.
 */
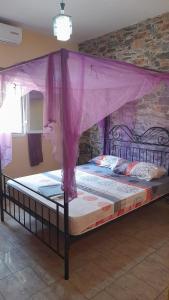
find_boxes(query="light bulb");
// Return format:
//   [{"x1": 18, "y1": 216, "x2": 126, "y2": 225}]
[{"x1": 53, "y1": 14, "x2": 72, "y2": 41}]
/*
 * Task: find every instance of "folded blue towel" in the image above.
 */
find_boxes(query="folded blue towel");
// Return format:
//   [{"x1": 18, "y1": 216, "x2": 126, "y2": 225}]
[{"x1": 38, "y1": 184, "x2": 63, "y2": 197}]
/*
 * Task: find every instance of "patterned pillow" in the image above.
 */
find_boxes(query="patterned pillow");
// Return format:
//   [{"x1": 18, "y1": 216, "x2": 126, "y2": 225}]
[
  {"x1": 114, "y1": 160, "x2": 167, "y2": 180},
  {"x1": 127, "y1": 162, "x2": 167, "y2": 181},
  {"x1": 112, "y1": 159, "x2": 131, "y2": 174},
  {"x1": 89, "y1": 155, "x2": 120, "y2": 169}
]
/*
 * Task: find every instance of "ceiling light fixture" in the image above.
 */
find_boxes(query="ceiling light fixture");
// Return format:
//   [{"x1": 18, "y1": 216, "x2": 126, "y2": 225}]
[{"x1": 53, "y1": 0, "x2": 72, "y2": 42}]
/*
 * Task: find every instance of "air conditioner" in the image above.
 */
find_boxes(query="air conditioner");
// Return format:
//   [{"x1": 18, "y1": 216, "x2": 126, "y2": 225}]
[{"x1": 0, "y1": 23, "x2": 22, "y2": 45}]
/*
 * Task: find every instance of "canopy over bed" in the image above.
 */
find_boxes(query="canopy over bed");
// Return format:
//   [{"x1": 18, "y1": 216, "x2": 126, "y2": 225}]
[{"x1": 1, "y1": 48, "x2": 169, "y2": 201}]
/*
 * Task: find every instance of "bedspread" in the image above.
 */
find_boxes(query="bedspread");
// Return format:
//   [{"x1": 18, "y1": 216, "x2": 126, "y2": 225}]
[{"x1": 7, "y1": 163, "x2": 169, "y2": 235}]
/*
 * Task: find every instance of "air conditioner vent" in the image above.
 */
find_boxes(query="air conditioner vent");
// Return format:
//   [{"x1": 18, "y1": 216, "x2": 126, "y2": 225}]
[{"x1": 0, "y1": 23, "x2": 22, "y2": 45}]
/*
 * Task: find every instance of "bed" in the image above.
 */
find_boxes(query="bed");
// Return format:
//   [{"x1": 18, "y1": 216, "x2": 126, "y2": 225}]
[
  {"x1": 1, "y1": 124, "x2": 169, "y2": 279},
  {"x1": 1, "y1": 49, "x2": 169, "y2": 280},
  {"x1": 6, "y1": 164, "x2": 169, "y2": 235}
]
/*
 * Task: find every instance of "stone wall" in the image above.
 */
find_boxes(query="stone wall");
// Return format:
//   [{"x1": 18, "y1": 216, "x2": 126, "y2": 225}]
[
  {"x1": 78, "y1": 12, "x2": 169, "y2": 163},
  {"x1": 79, "y1": 12, "x2": 169, "y2": 71}
]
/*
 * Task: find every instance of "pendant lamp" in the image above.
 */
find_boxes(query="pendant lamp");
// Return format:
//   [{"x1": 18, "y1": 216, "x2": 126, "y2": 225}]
[{"x1": 53, "y1": 1, "x2": 72, "y2": 41}]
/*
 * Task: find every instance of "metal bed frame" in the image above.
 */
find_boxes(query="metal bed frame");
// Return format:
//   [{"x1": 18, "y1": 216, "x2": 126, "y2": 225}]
[{"x1": 0, "y1": 124, "x2": 169, "y2": 280}]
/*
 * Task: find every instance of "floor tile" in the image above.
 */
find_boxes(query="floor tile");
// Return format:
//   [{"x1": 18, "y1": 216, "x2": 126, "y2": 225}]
[
  {"x1": 111, "y1": 236, "x2": 155, "y2": 262},
  {"x1": 92, "y1": 249, "x2": 137, "y2": 277},
  {"x1": 70, "y1": 262, "x2": 112, "y2": 299},
  {"x1": 106, "y1": 273, "x2": 159, "y2": 300},
  {"x1": 156, "y1": 288, "x2": 169, "y2": 300},
  {"x1": 70, "y1": 248, "x2": 101, "y2": 272},
  {"x1": 0, "y1": 247, "x2": 34, "y2": 273},
  {"x1": 0, "y1": 199, "x2": 169, "y2": 299},
  {"x1": 0, "y1": 293, "x2": 4, "y2": 300},
  {"x1": 134, "y1": 228, "x2": 168, "y2": 250},
  {"x1": 156, "y1": 241, "x2": 169, "y2": 259},
  {"x1": 0, "y1": 235, "x2": 15, "y2": 254},
  {"x1": 0, "y1": 273, "x2": 30, "y2": 300},
  {"x1": 91, "y1": 290, "x2": 116, "y2": 300},
  {"x1": 0, "y1": 259, "x2": 11, "y2": 279},
  {"x1": 30, "y1": 259, "x2": 63, "y2": 285},
  {"x1": 15, "y1": 267, "x2": 47, "y2": 297},
  {"x1": 31, "y1": 279, "x2": 86, "y2": 300},
  {"x1": 130, "y1": 255, "x2": 169, "y2": 293},
  {"x1": 145, "y1": 251, "x2": 169, "y2": 271}
]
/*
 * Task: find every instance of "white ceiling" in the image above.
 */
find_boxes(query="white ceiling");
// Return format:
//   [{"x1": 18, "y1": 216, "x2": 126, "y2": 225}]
[{"x1": 1, "y1": 0, "x2": 169, "y2": 43}]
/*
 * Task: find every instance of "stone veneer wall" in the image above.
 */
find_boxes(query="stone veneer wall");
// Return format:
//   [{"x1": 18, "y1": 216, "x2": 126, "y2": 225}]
[{"x1": 78, "y1": 12, "x2": 169, "y2": 163}]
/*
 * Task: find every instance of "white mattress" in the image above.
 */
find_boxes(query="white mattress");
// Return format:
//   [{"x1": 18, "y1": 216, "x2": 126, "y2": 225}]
[{"x1": 7, "y1": 169, "x2": 152, "y2": 235}]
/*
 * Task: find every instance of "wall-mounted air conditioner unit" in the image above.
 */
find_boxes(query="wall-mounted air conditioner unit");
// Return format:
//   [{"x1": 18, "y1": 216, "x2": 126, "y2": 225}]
[{"x1": 0, "y1": 23, "x2": 22, "y2": 45}]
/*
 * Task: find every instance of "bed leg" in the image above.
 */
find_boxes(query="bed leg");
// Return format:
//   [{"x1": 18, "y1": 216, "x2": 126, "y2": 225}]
[
  {"x1": 64, "y1": 237, "x2": 69, "y2": 280},
  {"x1": 0, "y1": 174, "x2": 4, "y2": 222},
  {"x1": 0, "y1": 205, "x2": 4, "y2": 222},
  {"x1": 64, "y1": 193, "x2": 69, "y2": 280}
]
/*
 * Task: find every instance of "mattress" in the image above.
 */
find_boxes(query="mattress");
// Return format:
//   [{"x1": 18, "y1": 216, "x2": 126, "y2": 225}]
[{"x1": 7, "y1": 163, "x2": 169, "y2": 235}]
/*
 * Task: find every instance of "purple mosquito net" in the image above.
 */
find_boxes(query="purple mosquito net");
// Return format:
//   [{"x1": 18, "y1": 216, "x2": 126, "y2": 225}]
[{"x1": 1, "y1": 48, "x2": 169, "y2": 201}]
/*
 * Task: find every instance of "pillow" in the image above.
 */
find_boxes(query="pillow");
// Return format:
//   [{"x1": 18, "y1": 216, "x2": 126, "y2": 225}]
[
  {"x1": 127, "y1": 162, "x2": 167, "y2": 181},
  {"x1": 112, "y1": 159, "x2": 131, "y2": 174},
  {"x1": 89, "y1": 155, "x2": 120, "y2": 169},
  {"x1": 114, "y1": 160, "x2": 167, "y2": 181}
]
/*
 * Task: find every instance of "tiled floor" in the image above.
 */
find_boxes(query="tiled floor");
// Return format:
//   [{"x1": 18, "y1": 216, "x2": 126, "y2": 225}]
[{"x1": 0, "y1": 199, "x2": 169, "y2": 299}]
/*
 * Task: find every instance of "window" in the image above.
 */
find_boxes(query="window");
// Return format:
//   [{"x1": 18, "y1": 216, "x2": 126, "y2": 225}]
[
  {"x1": 0, "y1": 85, "x2": 43, "y2": 134},
  {"x1": 0, "y1": 83, "x2": 23, "y2": 133}
]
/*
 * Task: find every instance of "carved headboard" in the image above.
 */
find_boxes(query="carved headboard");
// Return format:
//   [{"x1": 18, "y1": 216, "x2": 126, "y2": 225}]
[
  {"x1": 79, "y1": 125, "x2": 169, "y2": 172},
  {"x1": 106, "y1": 125, "x2": 169, "y2": 171}
]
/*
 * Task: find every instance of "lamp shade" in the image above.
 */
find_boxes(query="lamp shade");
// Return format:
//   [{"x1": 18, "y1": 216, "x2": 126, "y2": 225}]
[{"x1": 53, "y1": 14, "x2": 72, "y2": 41}]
